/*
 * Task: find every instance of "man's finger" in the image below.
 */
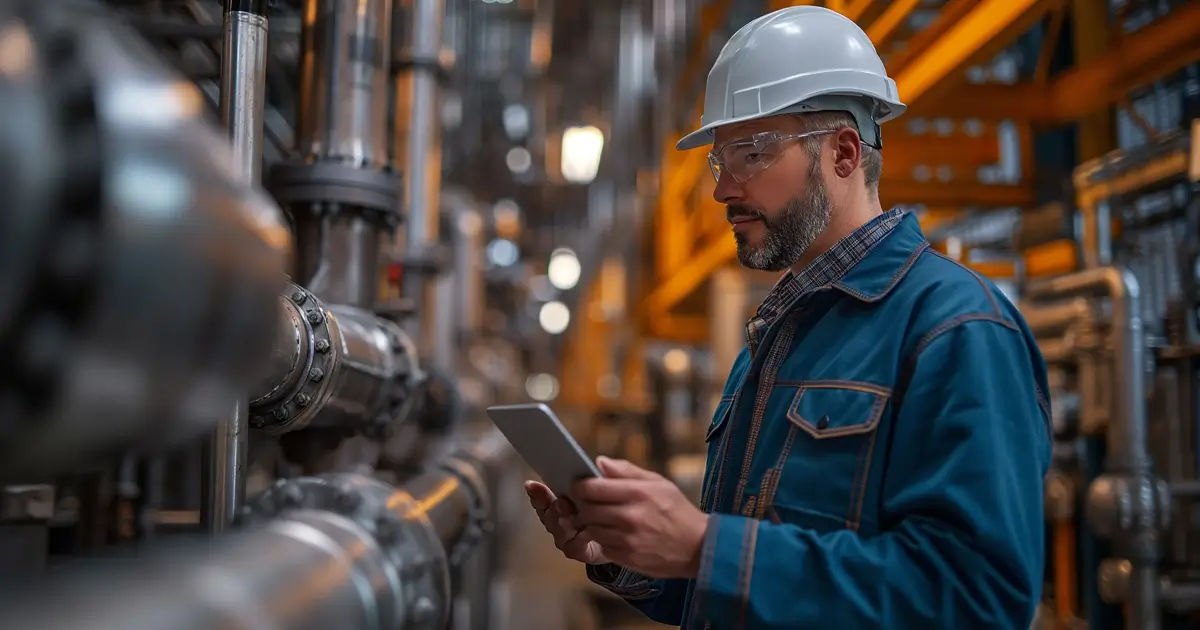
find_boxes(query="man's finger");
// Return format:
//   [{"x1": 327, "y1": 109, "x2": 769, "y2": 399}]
[
  {"x1": 572, "y1": 477, "x2": 644, "y2": 504},
  {"x1": 525, "y1": 480, "x2": 556, "y2": 512},
  {"x1": 574, "y1": 503, "x2": 635, "y2": 529},
  {"x1": 597, "y1": 456, "x2": 659, "y2": 481}
]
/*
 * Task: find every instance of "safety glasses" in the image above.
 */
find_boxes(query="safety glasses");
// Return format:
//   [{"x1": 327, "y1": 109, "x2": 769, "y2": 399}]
[{"x1": 707, "y1": 129, "x2": 835, "y2": 183}]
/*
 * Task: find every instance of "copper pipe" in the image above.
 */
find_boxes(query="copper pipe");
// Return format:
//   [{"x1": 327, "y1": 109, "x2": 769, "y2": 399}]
[{"x1": 1054, "y1": 521, "x2": 1078, "y2": 621}]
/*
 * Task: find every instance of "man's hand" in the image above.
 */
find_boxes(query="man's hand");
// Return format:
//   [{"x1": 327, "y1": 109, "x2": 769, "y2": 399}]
[
  {"x1": 525, "y1": 480, "x2": 610, "y2": 565},
  {"x1": 570, "y1": 456, "x2": 709, "y2": 580}
]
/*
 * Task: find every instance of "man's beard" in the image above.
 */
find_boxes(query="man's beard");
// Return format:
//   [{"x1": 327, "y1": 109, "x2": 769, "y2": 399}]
[{"x1": 730, "y1": 163, "x2": 831, "y2": 271}]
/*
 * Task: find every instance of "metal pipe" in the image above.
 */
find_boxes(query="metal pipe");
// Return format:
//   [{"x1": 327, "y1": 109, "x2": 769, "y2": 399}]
[
  {"x1": 248, "y1": 283, "x2": 423, "y2": 435},
  {"x1": 200, "y1": 399, "x2": 249, "y2": 533},
  {"x1": 0, "y1": 430, "x2": 511, "y2": 630},
  {"x1": 199, "y1": 0, "x2": 271, "y2": 534},
  {"x1": 0, "y1": 5, "x2": 288, "y2": 481},
  {"x1": 296, "y1": 0, "x2": 394, "y2": 168},
  {"x1": 1021, "y1": 298, "x2": 1090, "y2": 338},
  {"x1": 1027, "y1": 268, "x2": 1147, "y2": 469},
  {"x1": 277, "y1": 0, "x2": 399, "y2": 309},
  {"x1": 1027, "y1": 267, "x2": 1161, "y2": 630},
  {"x1": 395, "y1": 0, "x2": 446, "y2": 347},
  {"x1": 220, "y1": 0, "x2": 269, "y2": 183}
]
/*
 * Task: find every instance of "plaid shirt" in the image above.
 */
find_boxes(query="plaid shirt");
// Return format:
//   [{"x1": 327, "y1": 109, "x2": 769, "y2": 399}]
[{"x1": 746, "y1": 208, "x2": 907, "y2": 355}]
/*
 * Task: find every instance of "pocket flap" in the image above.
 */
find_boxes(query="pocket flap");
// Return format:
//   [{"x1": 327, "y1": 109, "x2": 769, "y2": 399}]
[
  {"x1": 786, "y1": 381, "x2": 890, "y2": 439},
  {"x1": 705, "y1": 397, "x2": 734, "y2": 443}
]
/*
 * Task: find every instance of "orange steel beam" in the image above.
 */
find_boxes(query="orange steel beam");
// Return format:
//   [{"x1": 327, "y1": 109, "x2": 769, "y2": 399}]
[
  {"x1": 769, "y1": 0, "x2": 817, "y2": 11},
  {"x1": 885, "y1": 0, "x2": 991, "y2": 73},
  {"x1": 865, "y1": 0, "x2": 920, "y2": 50},
  {"x1": 913, "y1": 2, "x2": 1200, "y2": 121},
  {"x1": 657, "y1": 150, "x2": 709, "y2": 279},
  {"x1": 880, "y1": 181, "x2": 1034, "y2": 208},
  {"x1": 884, "y1": 134, "x2": 1001, "y2": 170},
  {"x1": 837, "y1": 0, "x2": 882, "y2": 23},
  {"x1": 890, "y1": 0, "x2": 1057, "y2": 108},
  {"x1": 644, "y1": 181, "x2": 1034, "y2": 317},
  {"x1": 1049, "y1": 0, "x2": 1200, "y2": 120}
]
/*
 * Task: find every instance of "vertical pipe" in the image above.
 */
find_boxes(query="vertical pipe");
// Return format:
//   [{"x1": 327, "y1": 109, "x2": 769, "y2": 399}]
[
  {"x1": 296, "y1": 0, "x2": 394, "y2": 168},
  {"x1": 221, "y1": 0, "x2": 269, "y2": 184},
  {"x1": 202, "y1": 0, "x2": 269, "y2": 533},
  {"x1": 1029, "y1": 268, "x2": 1159, "y2": 629},
  {"x1": 291, "y1": 0, "x2": 396, "y2": 308},
  {"x1": 395, "y1": 0, "x2": 446, "y2": 349}
]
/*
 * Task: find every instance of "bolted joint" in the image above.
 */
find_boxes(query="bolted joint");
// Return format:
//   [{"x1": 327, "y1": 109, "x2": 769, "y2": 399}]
[
  {"x1": 1086, "y1": 472, "x2": 1171, "y2": 541},
  {"x1": 332, "y1": 484, "x2": 362, "y2": 513}
]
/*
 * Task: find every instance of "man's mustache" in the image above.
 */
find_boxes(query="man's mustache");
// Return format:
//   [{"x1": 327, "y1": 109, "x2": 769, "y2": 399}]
[{"x1": 726, "y1": 205, "x2": 765, "y2": 223}]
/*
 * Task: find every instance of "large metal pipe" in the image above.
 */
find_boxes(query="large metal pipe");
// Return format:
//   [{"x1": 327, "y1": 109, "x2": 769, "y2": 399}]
[
  {"x1": 394, "y1": 0, "x2": 446, "y2": 347},
  {"x1": 0, "y1": 430, "x2": 511, "y2": 630},
  {"x1": 200, "y1": 0, "x2": 272, "y2": 535},
  {"x1": 272, "y1": 0, "x2": 400, "y2": 309},
  {"x1": 248, "y1": 283, "x2": 423, "y2": 436},
  {"x1": 0, "y1": 3, "x2": 288, "y2": 481},
  {"x1": 1027, "y1": 267, "x2": 1164, "y2": 630},
  {"x1": 1027, "y1": 268, "x2": 1148, "y2": 469},
  {"x1": 295, "y1": 0, "x2": 393, "y2": 168}
]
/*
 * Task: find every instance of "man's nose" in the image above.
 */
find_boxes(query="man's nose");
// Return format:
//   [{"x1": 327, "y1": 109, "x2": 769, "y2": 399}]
[{"x1": 713, "y1": 172, "x2": 744, "y2": 205}]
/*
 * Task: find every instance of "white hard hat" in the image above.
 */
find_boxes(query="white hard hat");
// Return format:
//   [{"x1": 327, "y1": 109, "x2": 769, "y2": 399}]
[{"x1": 677, "y1": 5, "x2": 906, "y2": 151}]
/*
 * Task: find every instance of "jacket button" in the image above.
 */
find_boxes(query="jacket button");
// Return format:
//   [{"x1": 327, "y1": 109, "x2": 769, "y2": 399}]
[{"x1": 816, "y1": 415, "x2": 831, "y2": 430}]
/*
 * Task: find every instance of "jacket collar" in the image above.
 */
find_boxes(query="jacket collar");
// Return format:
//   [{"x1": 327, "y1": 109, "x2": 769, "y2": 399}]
[{"x1": 831, "y1": 211, "x2": 929, "y2": 302}]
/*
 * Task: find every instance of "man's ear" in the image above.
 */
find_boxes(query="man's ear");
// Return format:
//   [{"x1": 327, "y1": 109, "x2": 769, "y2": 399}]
[{"x1": 830, "y1": 127, "x2": 862, "y2": 180}]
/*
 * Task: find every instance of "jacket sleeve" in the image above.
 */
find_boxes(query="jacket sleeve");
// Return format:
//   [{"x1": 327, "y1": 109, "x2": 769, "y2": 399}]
[
  {"x1": 691, "y1": 317, "x2": 1052, "y2": 629},
  {"x1": 585, "y1": 565, "x2": 689, "y2": 625}
]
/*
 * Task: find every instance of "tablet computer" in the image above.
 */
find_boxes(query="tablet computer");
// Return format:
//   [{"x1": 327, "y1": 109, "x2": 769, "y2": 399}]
[{"x1": 485, "y1": 403, "x2": 603, "y2": 500}]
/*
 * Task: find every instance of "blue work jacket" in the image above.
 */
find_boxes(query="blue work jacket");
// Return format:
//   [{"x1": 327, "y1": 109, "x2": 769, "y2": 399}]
[{"x1": 613, "y1": 213, "x2": 1051, "y2": 629}]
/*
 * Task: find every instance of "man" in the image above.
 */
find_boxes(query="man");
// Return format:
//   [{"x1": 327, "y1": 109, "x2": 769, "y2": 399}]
[{"x1": 526, "y1": 6, "x2": 1050, "y2": 629}]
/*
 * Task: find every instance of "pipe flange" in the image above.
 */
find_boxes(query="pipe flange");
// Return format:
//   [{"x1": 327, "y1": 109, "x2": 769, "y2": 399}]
[
  {"x1": 240, "y1": 474, "x2": 451, "y2": 630},
  {"x1": 391, "y1": 55, "x2": 453, "y2": 85},
  {"x1": 249, "y1": 283, "x2": 343, "y2": 433},
  {"x1": 1086, "y1": 472, "x2": 1171, "y2": 548},
  {"x1": 268, "y1": 161, "x2": 403, "y2": 227},
  {"x1": 438, "y1": 455, "x2": 493, "y2": 566}
]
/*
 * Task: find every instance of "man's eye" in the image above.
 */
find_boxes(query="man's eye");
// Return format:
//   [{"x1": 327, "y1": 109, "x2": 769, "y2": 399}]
[{"x1": 743, "y1": 153, "x2": 764, "y2": 164}]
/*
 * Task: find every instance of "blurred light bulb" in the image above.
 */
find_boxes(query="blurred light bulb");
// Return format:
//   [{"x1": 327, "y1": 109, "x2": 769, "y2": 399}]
[
  {"x1": 506, "y1": 146, "x2": 532, "y2": 174},
  {"x1": 525, "y1": 373, "x2": 559, "y2": 401},
  {"x1": 560, "y1": 125, "x2": 604, "y2": 184},
  {"x1": 547, "y1": 249, "x2": 581, "y2": 290},
  {"x1": 538, "y1": 300, "x2": 571, "y2": 334}
]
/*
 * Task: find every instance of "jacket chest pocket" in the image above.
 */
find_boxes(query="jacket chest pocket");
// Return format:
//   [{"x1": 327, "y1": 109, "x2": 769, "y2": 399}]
[
  {"x1": 762, "y1": 381, "x2": 890, "y2": 532},
  {"x1": 699, "y1": 397, "x2": 734, "y2": 511}
]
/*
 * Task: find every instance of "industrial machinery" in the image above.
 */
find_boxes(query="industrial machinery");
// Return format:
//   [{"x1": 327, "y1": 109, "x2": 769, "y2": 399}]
[
  {"x1": 1020, "y1": 123, "x2": 1200, "y2": 630},
  {"x1": 0, "y1": 0, "x2": 520, "y2": 628}
]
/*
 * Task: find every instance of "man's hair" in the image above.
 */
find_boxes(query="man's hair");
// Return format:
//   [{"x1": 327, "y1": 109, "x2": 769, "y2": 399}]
[{"x1": 795, "y1": 111, "x2": 883, "y2": 196}]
